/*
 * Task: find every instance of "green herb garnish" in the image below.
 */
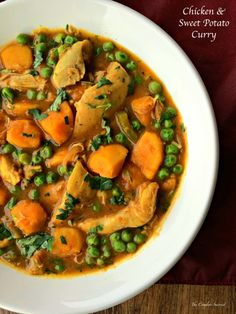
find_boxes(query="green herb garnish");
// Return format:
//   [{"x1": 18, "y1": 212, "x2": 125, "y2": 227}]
[
  {"x1": 60, "y1": 236, "x2": 67, "y2": 245},
  {"x1": 96, "y1": 77, "x2": 112, "y2": 88},
  {"x1": 28, "y1": 108, "x2": 48, "y2": 120},
  {"x1": 84, "y1": 174, "x2": 113, "y2": 191},
  {"x1": 49, "y1": 88, "x2": 69, "y2": 112}
]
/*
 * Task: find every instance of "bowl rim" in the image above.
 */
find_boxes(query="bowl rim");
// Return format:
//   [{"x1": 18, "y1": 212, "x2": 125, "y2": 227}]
[{"x1": 0, "y1": 0, "x2": 219, "y2": 313}]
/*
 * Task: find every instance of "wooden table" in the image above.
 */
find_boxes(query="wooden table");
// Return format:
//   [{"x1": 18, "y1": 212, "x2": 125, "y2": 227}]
[{"x1": 0, "y1": 284, "x2": 235, "y2": 314}]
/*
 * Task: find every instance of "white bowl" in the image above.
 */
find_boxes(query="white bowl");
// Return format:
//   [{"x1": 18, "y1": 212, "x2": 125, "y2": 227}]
[{"x1": 0, "y1": 0, "x2": 218, "y2": 313}]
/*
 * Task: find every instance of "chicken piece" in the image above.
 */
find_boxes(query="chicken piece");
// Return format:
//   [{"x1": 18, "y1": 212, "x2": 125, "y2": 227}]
[
  {"x1": 52, "y1": 227, "x2": 84, "y2": 257},
  {"x1": 0, "y1": 73, "x2": 46, "y2": 91},
  {"x1": 78, "y1": 182, "x2": 158, "y2": 234},
  {"x1": 73, "y1": 62, "x2": 130, "y2": 141},
  {"x1": 27, "y1": 250, "x2": 46, "y2": 275},
  {"x1": 39, "y1": 180, "x2": 66, "y2": 212},
  {"x1": 50, "y1": 160, "x2": 95, "y2": 226},
  {"x1": 0, "y1": 111, "x2": 9, "y2": 144},
  {"x1": 0, "y1": 155, "x2": 21, "y2": 185},
  {"x1": 23, "y1": 165, "x2": 42, "y2": 180},
  {"x1": 45, "y1": 144, "x2": 84, "y2": 168},
  {"x1": 52, "y1": 40, "x2": 92, "y2": 89}
]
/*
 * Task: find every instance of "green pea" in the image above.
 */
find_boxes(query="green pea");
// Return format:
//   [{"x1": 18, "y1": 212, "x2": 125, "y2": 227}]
[
  {"x1": 34, "y1": 173, "x2": 46, "y2": 186},
  {"x1": 57, "y1": 44, "x2": 68, "y2": 55},
  {"x1": 26, "y1": 89, "x2": 37, "y2": 100},
  {"x1": 54, "y1": 33, "x2": 65, "y2": 44},
  {"x1": 46, "y1": 171, "x2": 58, "y2": 184},
  {"x1": 103, "y1": 42, "x2": 114, "y2": 52},
  {"x1": 47, "y1": 58, "x2": 57, "y2": 68},
  {"x1": 35, "y1": 43, "x2": 47, "y2": 53},
  {"x1": 148, "y1": 81, "x2": 162, "y2": 95},
  {"x1": 131, "y1": 119, "x2": 141, "y2": 131},
  {"x1": 57, "y1": 165, "x2": 67, "y2": 176},
  {"x1": 85, "y1": 254, "x2": 95, "y2": 266},
  {"x1": 112, "y1": 240, "x2": 126, "y2": 253},
  {"x1": 112, "y1": 187, "x2": 121, "y2": 197},
  {"x1": 166, "y1": 107, "x2": 177, "y2": 118},
  {"x1": 7, "y1": 197, "x2": 17, "y2": 209},
  {"x1": 2, "y1": 143, "x2": 15, "y2": 154},
  {"x1": 102, "y1": 245, "x2": 111, "y2": 258},
  {"x1": 40, "y1": 145, "x2": 53, "y2": 159},
  {"x1": 55, "y1": 264, "x2": 65, "y2": 272},
  {"x1": 101, "y1": 236, "x2": 109, "y2": 246},
  {"x1": 95, "y1": 47, "x2": 102, "y2": 56},
  {"x1": 1, "y1": 87, "x2": 15, "y2": 103},
  {"x1": 164, "y1": 154, "x2": 177, "y2": 168},
  {"x1": 40, "y1": 67, "x2": 53, "y2": 78},
  {"x1": 157, "y1": 168, "x2": 170, "y2": 181},
  {"x1": 133, "y1": 233, "x2": 147, "y2": 244},
  {"x1": 96, "y1": 258, "x2": 105, "y2": 266},
  {"x1": 91, "y1": 202, "x2": 101, "y2": 213},
  {"x1": 126, "y1": 61, "x2": 137, "y2": 71},
  {"x1": 16, "y1": 33, "x2": 30, "y2": 45},
  {"x1": 104, "y1": 53, "x2": 114, "y2": 62},
  {"x1": 115, "y1": 132, "x2": 126, "y2": 144},
  {"x1": 127, "y1": 242, "x2": 137, "y2": 253},
  {"x1": 160, "y1": 128, "x2": 174, "y2": 142},
  {"x1": 36, "y1": 34, "x2": 47, "y2": 43},
  {"x1": 153, "y1": 119, "x2": 161, "y2": 130},
  {"x1": 86, "y1": 234, "x2": 100, "y2": 246},
  {"x1": 32, "y1": 154, "x2": 43, "y2": 165},
  {"x1": 164, "y1": 119, "x2": 174, "y2": 128},
  {"x1": 121, "y1": 230, "x2": 132, "y2": 243},
  {"x1": 110, "y1": 232, "x2": 120, "y2": 243},
  {"x1": 172, "y1": 164, "x2": 183, "y2": 174},
  {"x1": 64, "y1": 35, "x2": 77, "y2": 45},
  {"x1": 18, "y1": 152, "x2": 31, "y2": 165},
  {"x1": 28, "y1": 189, "x2": 39, "y2": 201},
  {"x1": 36, "y1": 91, "x2": 47, "y2": 101},
  {"x1": 87, "y1": 246, "x2": 100, "y2": 258},
  {"x1": 10, "y1": 185, "x2": 21, "y2": 196},
  {"x1": 115, "y1": 51, "x2": 129, "y2": 64},
  {"x1": 166, "y1": 144, "x2": 179, "y2": 155}
]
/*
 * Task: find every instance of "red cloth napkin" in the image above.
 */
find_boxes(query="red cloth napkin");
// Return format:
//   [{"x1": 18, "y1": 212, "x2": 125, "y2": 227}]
[{"x1": 118, "y1": 0, "x2": 236, "y2": 285}]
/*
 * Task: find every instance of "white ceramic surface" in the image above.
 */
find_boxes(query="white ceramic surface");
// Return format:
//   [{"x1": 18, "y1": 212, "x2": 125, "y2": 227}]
[{"x1": 0, "y1": 0, "x2": 218, "y2": 313}]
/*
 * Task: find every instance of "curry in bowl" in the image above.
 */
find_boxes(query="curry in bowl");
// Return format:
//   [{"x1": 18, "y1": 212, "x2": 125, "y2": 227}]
[{"x1": 0, "y1": 26, "x2": 186, "y2": 275}]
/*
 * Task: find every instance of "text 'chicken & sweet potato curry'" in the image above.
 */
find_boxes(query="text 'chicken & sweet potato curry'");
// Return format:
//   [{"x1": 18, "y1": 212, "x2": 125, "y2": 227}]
[{"x1": 0, "y1": 26, "x2": 186, "y2": 275}]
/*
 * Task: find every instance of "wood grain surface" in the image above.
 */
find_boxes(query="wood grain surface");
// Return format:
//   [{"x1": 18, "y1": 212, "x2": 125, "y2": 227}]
[{"x1": 0, "y1": 284, "x2": 235, "y2": 314}]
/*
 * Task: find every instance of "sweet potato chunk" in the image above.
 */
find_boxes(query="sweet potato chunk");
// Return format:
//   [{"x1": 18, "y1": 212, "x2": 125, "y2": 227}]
[
  {"x1": 131, "y1": 96, "x2": 155, "y2": 126},
  {"x1": 0, "y1": 44, "x2": 33, "y2": 72},
  {"x1": 0, "y1": 185, "x2": 9, "y2": 206},
  {"x1": 52, "y1": 227, "x2": 84, "y2": 257},
  {"x1": 11, "y1": 200, "x2": 47, "y2": 235},
  {"x1": 38, "y1": 101, "x2": 74, "y2": 145},
  {"x1": 131, "y1": 131, "x2": 164, "y2": 180},
  {"x1": 4, "y1": 101, "x2": 48, "y2": 118},
  {"x1": 39, "y1": 180, "x2": 66, "y2": 211},
  {"x1": 88, "y1": 144, "x2": 128, "y2": 178},
  {"x1": 7, "y1": 119, "x2": 42, "y2": 149}
]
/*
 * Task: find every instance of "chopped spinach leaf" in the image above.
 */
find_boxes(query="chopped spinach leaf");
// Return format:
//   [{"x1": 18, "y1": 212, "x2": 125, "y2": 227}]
[
  {"x1": 22, "y1": 132, "x2": 33, "y2": 137},
  {"x1": 96, "y1": 77, "x2": 112, "y2": 88},
  {"x1": 84, "y1": 174, "x2": 113, "y2": 191},
  {"x1": 56, "y1": 193, "x2": 80, "y2": 220},
  {"x1": 16, "y1": 233, "x2": 53, "y2": 258},
  {"x1": 0, "y1": 224, "x2": 12, "y2": 241},
  {"x1": 64, "y1": 116, "x2": 69, "y2": 125},
  {"x1": 60, "y1": 235, "x2": 67, "y2": 245},
  {"x1": 33, "y1": 50, "x2": 43, "y2": 68},
  {"x1": 49, "y1": 88, "x2": 69, "y2": 112},
  {"x1": 28, "y1": 108, "x2": 48, "y2": 120}
]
